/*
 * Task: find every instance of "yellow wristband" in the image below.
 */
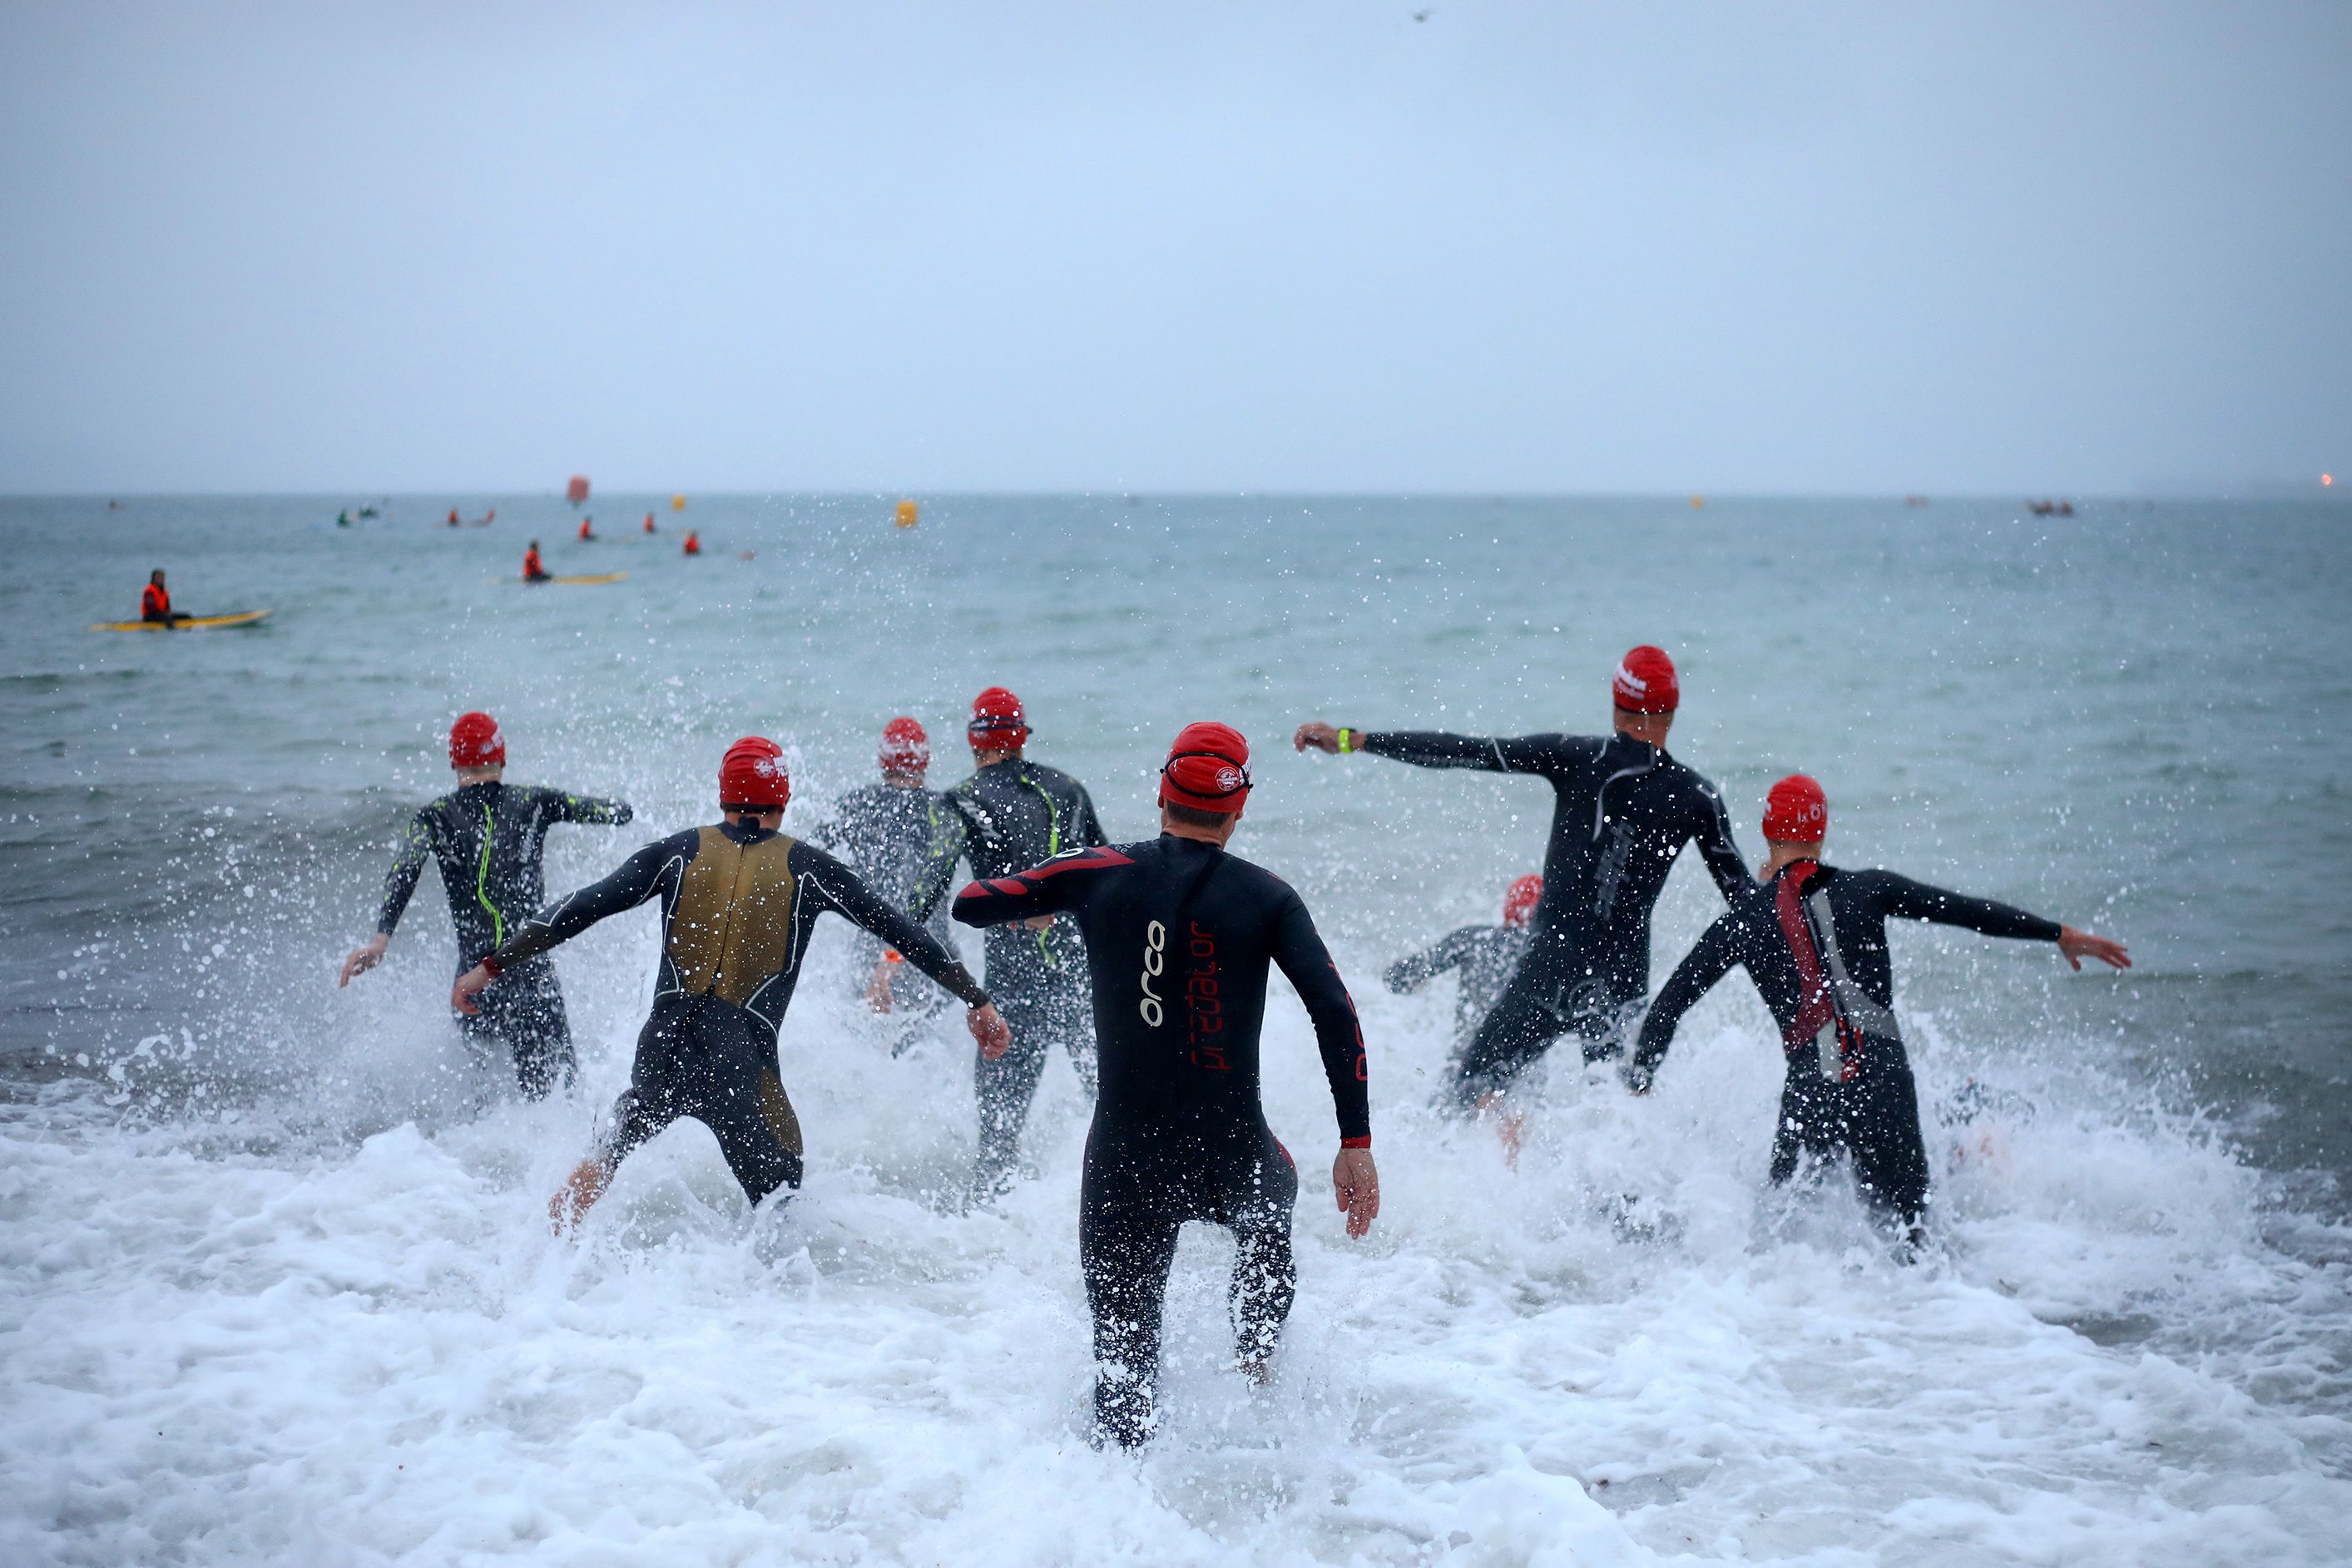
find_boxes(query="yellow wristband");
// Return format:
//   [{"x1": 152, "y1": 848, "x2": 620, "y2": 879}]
[{"x1": 1337, "y1": 727, "x2": 1356, "y2": 754}]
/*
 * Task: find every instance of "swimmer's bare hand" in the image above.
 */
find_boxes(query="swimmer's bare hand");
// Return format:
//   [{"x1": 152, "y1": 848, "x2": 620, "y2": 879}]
[
  {"x1": 339, "y1": 932, "x2": 388, "y2": 987},
  {"x1": 1333, "y1": 1147, "x2": 1380, "y2": 1239},
  {"x1": 968, "y1": 1002, "x2": 1010, "y2": 1061},
  {"x1": 864, "y1": 960, "x2": 897, "y2": 1013},
  {"x1": 451, "y1": 963, "x2": 494, "y2": 1016},
  {"x1": 1294, "y1": 721, "x2": 1344, "y2": 754},
  {"x1": 2057, "y1": 927, "x2": 2131, "y2": 972}
]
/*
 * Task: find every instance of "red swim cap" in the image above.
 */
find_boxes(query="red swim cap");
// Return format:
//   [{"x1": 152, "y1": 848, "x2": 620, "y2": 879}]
[
  {"x1": 449, "y1": 711, "x2": 505, "y2": 769},
  {"x1": 1612, "y1": 646, "x2": 1680, "y2": 715},
  {"x1": 879, "y1": 715, "x2": 929, "y2": 772},
  {"x1": 968, "y1": 686, "x2": 1030, "y2": 748},
  {"x1": 1762, "y1": 774, "x2": 1828, "y2": 843},
  {"x1": 1503, "y1": 874, "x2": 1543, "y2": 927},
  {"x1": 1160, "y1": 721, "x2": 1251, "y2": 814},
  {"x1": 720, "y1": 736, "x2": 790, "y2": 811}
]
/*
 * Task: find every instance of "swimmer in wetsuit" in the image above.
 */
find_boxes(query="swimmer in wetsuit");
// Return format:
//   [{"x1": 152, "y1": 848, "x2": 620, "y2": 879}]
[
  {"x1": 1296, "y1": 646, "x2": 1749, "y2": 1134},
  {"x1": 1627, "y1": 774, "x2": 2130, "y2": 1249},
  {"x1": 1384, "y1": 874, "x2": 1543, "y2": 1051},
  {"x1": 909, "y1": 687, "x2": 1108, "y2": 1199},
  {"x1": 140, "y1": 570, "x2": 186, "y2": 626},
  {"x1": 452, "y1": 737, "x2": 1008, "y2": 1227},
  {"x1": 339, "y1": 711, "x2": 632, "y2": 1097},
  {"x1": 806, "y1": 716, "x2": 962, "y2": 1046},
  {"x1": 954, "y1": 723, "x2": 1378, "y2": 1448}
]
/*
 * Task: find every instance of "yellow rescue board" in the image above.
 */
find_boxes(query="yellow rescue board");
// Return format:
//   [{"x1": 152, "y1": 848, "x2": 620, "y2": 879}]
[
  {"x1": 525, "y1": 571, "x2": 627, "y2": 586},
  {"x1": 91, "y1": 610, "x2": 272, "y2": 632}
]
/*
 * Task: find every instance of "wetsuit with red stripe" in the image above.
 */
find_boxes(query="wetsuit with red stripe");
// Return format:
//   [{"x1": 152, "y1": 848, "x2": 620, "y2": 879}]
[
  {"x1": 1353, "y1": 729, "x2": 1748, "y2": 1103},
  {"x1": 953, "y1": 834, "x2": 1369, "y2": 1448},
  {"x1": 1631, "y1": 863, "x2": 2062, "y2": 1234}
]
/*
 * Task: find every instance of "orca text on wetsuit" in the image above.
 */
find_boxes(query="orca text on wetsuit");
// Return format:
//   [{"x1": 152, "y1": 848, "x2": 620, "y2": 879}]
[
  {"x1": 367, "y1": 713, "x2": 631, "y2": 1096},
  {"x1": 1384, "y1": 877, "x2": 1542, "y2": 1051},
  {"x1": 1629, "y1": 774, "x2": 2125, "y2": 1238},
  {"x1": 909, "y1": 687, "x2": 1107, "y2": 1195},
  {"x1": 468, "y1": 739, "x2": 993, "y2": 1208},
  {"x1": 1303, "y1": 649, "x2": 1746, "y2": 1106},
  {"x1": 953, "y1": 724, "x2": 1372, "y2": 1447}
]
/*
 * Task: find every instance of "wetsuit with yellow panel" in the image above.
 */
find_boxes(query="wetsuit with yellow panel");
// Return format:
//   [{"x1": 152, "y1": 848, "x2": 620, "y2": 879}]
[{"x1": 478, "y1": 819, "x2": 988, "y2": 1204}]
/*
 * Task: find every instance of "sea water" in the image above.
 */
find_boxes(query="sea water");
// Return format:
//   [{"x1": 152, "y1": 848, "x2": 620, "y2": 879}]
[{"x1": 0, "y1": 494, "x2": 2345, "y2": 1565}]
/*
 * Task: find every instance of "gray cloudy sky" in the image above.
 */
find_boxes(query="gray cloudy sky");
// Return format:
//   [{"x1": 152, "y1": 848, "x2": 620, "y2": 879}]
[{"x1": 2, "y1": 2, "x2": 2345, "y2": 495}]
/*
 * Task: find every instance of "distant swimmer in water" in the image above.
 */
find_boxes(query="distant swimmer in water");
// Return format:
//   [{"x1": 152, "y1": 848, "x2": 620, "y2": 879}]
[
  {"x1": 909, "y1": 687, "x2": 1109, "y2": 1200},
  {"x1": 447, "y1": 507, "x2": 461, "y2": 527},
  {"x1": 1625, "y1": 774, "x2": 2130, "y2": 1253},
  {"x1": 953, "y1": 724, "x2": 1376, "y2": 1448},
  {"x1": 577, "y1": 517, "x2": 595, "y2": 542},
  {"x1": 805, "y1": 717, "x2": 963, "y2": 1048},
  {"x1": 448, "y1": 738, "x2": 1007, "y2": 1229},
  {"x1": 682, "y1": 530, "x2": 701, "y2": 556},
  {"x1": 139, "y1": 569, "x2": 186, "y2": 626},
  {"x1": 1384, "y1": 874, "x2": 1542, "y2": 1051},
  {"x1": 1295, "y1": 646, "x2": 1748, "y2": 1152},
  {"x1": 522, "y1": 542, "x2": 551, "y2": 581},
  {"x1": 339, "y1": 712, "x2": 634, "y2": 1098}
]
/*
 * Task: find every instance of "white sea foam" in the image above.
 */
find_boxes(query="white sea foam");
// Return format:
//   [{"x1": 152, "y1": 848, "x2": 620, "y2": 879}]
[{"x1": 4, "y1": 934, "x2": 2347, "y2": 1567}]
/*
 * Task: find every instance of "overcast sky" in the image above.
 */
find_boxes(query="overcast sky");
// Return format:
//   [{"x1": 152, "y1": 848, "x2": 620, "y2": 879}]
[{"x1": 2, "y1": 2, "x2": 2345, "y2": 495}]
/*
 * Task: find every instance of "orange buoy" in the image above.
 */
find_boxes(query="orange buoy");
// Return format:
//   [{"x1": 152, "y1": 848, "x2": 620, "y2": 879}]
[
  {"x1": 566, "y1": 475, "x2": 591, "y2": 505},
  {"x1": 671, "y1": 493, "x2": 687, "y2": 511},
  {"x1": 894, "y1": 498, "x2": 919, "y2": 529}
]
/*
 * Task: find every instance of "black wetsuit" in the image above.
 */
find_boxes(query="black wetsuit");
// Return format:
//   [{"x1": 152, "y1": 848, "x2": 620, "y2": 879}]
[
  {"x1": 482, "y1": 822, "x2": 988, "y2": 1205},
  {"x1": 910, "y1": 756, "x2": 1107, "y2": 1194},
  {"x1": 1354, "y1": 730, "x2": 1746, "y2": 1102},
  {"x1": 954, "y1": 835, "x2": 1369, "y2": 1448},
  {"x1": 375, "y1": 780, "x2": 632, "y2": 1096},
  {"x1": 1384, "y1": 923, "x2": 1532, "y2": 1049},
  {"x1": 810, "y1": 782, "x2": 962, "y2": 1041},
  {"x1": 1631, "y1": 863, "x2": 2062, "y2": 1234}
]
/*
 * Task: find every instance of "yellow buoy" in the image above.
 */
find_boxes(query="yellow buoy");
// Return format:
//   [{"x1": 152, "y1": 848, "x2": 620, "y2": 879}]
[
  {"x1": 1690, "y1": 495, "x2": 1706, "y2": 508},
  {"x1": 894, "y1": 498, "x2": 920, "y2": 529},
  {"x1": 671, "y1": 494, "x2": 686, "y2": 511}
]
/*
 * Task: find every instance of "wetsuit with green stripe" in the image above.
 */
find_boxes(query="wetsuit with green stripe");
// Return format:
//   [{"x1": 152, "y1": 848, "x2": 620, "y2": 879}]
[
  {"x1": 909, "y1": 755, "x2": 1107, "y2": 1195},
  {"x1": 810, "y1": 781, "x2": 963, "y2": 1046},
  {"x1": 375, "y1": 780, "x2": 632, "y2": 1096}
]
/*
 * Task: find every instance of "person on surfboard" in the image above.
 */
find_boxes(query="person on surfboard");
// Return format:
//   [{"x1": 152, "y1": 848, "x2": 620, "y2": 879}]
[
  {"x1": 140, "y1": 570, "x2": 187, "y2": 626},
  {"x1": 523, "y1": 542, "x2": 552, "y2": 582}
]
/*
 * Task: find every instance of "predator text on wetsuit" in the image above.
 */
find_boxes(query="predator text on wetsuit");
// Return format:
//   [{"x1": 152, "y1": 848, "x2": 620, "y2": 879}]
[
  {"x1": 910, "y1": 756, "x2": 1107, "y2": 1192},
  {"x1": 955, "y1": 834, "x2": 1368, "y2": 1447},
  {"x1": 484, "y1": 822, "x2": 988, "y2": 1204},
  {"x1": 1356, "y1": 729, "x2": 1747, "y2": 1098},
  {"x1": 1384, "y1": 922, "x2": 1532, "y2": 1048},
  {"x1": 1632, "y1": 863, "x2": 2062, "y2": 1228},
  {"x1": 376, "y1": 780, "x2": 631, "y2": 1095}
]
